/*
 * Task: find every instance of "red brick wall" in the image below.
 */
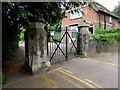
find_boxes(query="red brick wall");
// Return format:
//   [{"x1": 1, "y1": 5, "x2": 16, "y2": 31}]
[
  {"x1": 112, "y1": 17, "x2": 120, "y2": 28},
  {"x1": 83, "y1": 6, "x2": 99, "y2": 22},
  {"x1": 62, "y1": 12, "x2": 82, "y2": 26},
  {"x1": 62, "y1": 6, "x2": 99, "y2": 26},
  {"x1": 62, "y1": 6, "x2": 120, "y2": 29}
]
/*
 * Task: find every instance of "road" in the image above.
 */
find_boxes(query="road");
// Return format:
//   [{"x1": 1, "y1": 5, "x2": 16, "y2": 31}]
[{"x1": 2, "y1": 44, "x2": 119, "y2": 88}]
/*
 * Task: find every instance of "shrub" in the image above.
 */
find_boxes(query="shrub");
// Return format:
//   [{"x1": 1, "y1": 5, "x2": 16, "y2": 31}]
[{"x1": 91, "y1": 28, "x2": 120, "y2": 45}]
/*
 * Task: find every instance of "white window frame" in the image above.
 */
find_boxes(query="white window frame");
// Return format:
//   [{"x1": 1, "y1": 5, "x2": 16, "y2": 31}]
[
  {"x1": 70, "y1": 10, "x2": 82, "y2": 20},
  {"x1": 70, "y1": 26, "x2": 78, "y2": 39},
  {"x1": 109, "y1": 16, "x2": 112, "y2": 23}
]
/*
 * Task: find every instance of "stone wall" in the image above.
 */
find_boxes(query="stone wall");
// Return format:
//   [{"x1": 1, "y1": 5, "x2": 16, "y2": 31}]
[
  {"x1": 77, "y1": 21, "x2": 119, "y2": 57},
  {"x1": 87, "y1": 40, "x2": 119, "y2": 56},
  {"x1": 87, "y1": 38, "x2": 98, "y2": 56},
  {"x1": 101, "y1": 41, "x2": 119, "y2": 52}
]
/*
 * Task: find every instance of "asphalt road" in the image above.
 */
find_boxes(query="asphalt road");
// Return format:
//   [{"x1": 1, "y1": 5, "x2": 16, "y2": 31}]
[{"x1": 3, "y1": 44, "x2": 119, "y2": 88}]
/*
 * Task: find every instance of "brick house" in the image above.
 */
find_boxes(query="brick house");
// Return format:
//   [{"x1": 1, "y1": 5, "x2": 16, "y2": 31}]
[{"x1": 61, "y1": 2, "x2": 120, "y2": 43}]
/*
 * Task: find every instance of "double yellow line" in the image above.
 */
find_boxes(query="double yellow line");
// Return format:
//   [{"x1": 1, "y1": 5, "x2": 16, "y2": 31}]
[
  {"x1": 53, "y1": 67, "x2": 102, "y2": 88},
  {"x1": 83, "y1": 58, "x2": 119, "y2": 66}
]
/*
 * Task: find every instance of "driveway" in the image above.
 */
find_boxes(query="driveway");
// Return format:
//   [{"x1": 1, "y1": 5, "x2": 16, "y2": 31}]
[{"x1": 3, "y1": 45, "x2": 118, "y2": 88}]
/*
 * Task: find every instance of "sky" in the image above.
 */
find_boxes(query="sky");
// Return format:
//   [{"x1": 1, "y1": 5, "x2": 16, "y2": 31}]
[{"x1": 95, "y1": 0, "x2": 120, "y2": 11}]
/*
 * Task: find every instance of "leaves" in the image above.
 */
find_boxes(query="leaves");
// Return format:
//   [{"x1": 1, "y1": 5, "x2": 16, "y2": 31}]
[
  {"x1": 3, "y1": 1, "x2": 93, "y2": 61},
  {"x1": 96, "y1": 28, "x2": 120, "y2": 34},
  {"x1": 113, "y1": 5, "x2": 120, "y2": 17},
  {"x1": 92, "y1": 28, "x2": 120, "y2": 45}
]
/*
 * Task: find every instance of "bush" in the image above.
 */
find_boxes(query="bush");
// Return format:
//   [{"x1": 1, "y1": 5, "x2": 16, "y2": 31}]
[
  {"x1": 96, "y1": 28, "x2": 120, "y2": 34},
  {"x1": 91, "y1": 28, "x2": 120, "y2": 45}
]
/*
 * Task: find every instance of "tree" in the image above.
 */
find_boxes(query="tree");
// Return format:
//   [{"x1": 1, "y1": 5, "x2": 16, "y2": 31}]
[
  {"x1": 2, "y1": 2, "x2": 30, "y2": 60},
  {"x1": 112, "y1": 5, "x2": 120, "y2": 22},
  {"x1": 2, "y1": 1, "x2": 92, "y2": 60}
]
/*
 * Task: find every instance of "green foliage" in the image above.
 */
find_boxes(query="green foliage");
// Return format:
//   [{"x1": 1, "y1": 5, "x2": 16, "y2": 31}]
[
  {"x1": 91, "y1": 28, "x2": 120, "y2": 45},
  {"x1": 19, "y1": 33, "x2": 24, "y2": 41},
  {"x1": 96, "y1": 28, "x2": 120, "y2": 34},
  {"x1": 69, "y1": 52, "x2": 77, "y2": 56},
  {"x1": 3, "y1": 39, "x2": 19, "y2": 60},
  {"x1": 2, "y1": 2, "x2": 29, "y2": 60},
  {"x1": 3, "y1": 2, "x2": 93, "y2": 61},
  {"x1": 69, "y1": 52, "x2": 86, "y2": 58},
  {"x1": 19, "y1": 27, "x2": 26, "y2": 41},
  {"x1": 79, "y1": 54, "x2": 86, "y2": 58},
  {"x1": 112, "y1": 5, "x2": 120, "y2": 18},
  {"x1": 47, "y1": 21, "x2": 61, "y2": 30},
  {"x1": 95, "y1": 22, "x2": 102, "y2": 30}
]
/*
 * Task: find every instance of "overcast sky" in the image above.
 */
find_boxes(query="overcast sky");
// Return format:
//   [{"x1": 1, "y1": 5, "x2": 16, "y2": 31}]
[{"x1": 95, "y1": 0, "x2": 120, "y2": 11}]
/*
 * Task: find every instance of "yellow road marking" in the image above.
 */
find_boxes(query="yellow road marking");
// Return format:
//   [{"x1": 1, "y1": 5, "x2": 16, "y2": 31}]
[
  {"x1": 54, "y1": 69, "x2": 95, "y2": 88},
  {"x1": 59, "y1": 67, "x2": 72, "y2": 74},
  {"x1": 83, "y1": 58, "x2": 119, "y2": 66},
  {"x1": 54, "y1": 67, "x2": 103, "y2": 88},
  {"x1": 85, "y1": 79, "x2": 102, "y2": 88},
  {"x1": 4, "y1": 67, "x2": 102, "y2": 88},
  {"x1": 54, "y1": 67, "x2": 102, "y2": 88},
  {"x1": 54, "y1": 70, "x2": 84, "y2": 88}
]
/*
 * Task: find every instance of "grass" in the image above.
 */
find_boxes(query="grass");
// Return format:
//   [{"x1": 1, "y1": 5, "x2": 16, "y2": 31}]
[
  {"x1": 79, "y1": 54, "x2": 86, "y2": 58},
  {"x1": 69, "y1": 52, "x2": 86, "y2": 58}
]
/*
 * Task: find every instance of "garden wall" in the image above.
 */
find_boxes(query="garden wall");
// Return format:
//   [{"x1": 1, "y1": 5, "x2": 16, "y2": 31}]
[
  {"x1": 87, "y1": 38, "x2": 97, "y2": 56},
  {"x1": 87, "y1": 39, "x2": 119, "y2": 56},
  {"x1": 101, "y1": 41, "x2": 119, "y2": 52}
]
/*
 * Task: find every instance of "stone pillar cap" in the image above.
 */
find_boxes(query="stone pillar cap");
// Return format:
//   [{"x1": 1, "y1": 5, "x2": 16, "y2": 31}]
[{"x1": 78, "y1": 21, "x2": 90, "y2": 28}]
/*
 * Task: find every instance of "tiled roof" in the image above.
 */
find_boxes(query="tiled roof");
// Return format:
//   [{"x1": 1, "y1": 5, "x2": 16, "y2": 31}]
[{"x1": 91, "y1": 2, "x2": 119, "y2": 18}]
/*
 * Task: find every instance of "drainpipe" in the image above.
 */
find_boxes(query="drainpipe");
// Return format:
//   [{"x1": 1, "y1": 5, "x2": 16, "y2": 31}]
[{"x1": 104, "y1": 13, "x2": 106, "y2": 29}]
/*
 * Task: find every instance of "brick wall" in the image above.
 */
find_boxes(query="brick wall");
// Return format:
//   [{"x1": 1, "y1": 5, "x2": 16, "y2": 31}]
[
  {"x1": 62, "y1": 6, "x2": 120, "y2": 29},
  {"x1": 62, "y1": 6, "x2": 99, "y2": 27},
  {"x1": 62, "y1": 12, "x2": 82, "y2": 26},
  {"x1": 83, "y1": 6, "x2": 99, "y2": 22}
]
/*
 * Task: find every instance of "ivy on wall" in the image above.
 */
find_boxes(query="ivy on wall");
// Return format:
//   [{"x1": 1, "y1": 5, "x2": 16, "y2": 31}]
[{"x1": 91, "y1": 28, "x2": 120, "y2": 45}]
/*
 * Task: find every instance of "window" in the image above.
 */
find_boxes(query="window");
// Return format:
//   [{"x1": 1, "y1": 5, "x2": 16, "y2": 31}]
[
  {"x1": 109, "y1": 16, "x2": 112, "y2": 23},
  {"x1": 70, "y1": 10, "x2": 82, "y2": 19},
  {"x1": 70, "y1": 26, "x2": 78, "y2": 38},
  {"x1": 70, "y1": 26, "x2": 78, "y2": 32},
  {"x1": 72, "y1": 32, "x2": 77, "y2": 38}
]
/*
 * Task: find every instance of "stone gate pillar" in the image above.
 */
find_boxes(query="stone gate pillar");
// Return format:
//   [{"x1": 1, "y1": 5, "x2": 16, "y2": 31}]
[
  {"x1": 77, "y1": 21, "x2": 90, "y2": 57},
  {"x1": 27, "y1": 17, "x2": 51, "y2": 74}
]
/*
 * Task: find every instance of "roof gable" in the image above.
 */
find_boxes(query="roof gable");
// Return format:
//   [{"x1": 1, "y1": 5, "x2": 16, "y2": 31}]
[{"x1": 91, "y1": 2, "x2": 119, "y2": 18}]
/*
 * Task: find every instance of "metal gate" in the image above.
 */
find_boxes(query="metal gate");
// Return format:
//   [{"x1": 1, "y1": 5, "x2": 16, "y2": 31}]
[{"x1": 46, "y1": 27, "x2": 78, "y2": 64}]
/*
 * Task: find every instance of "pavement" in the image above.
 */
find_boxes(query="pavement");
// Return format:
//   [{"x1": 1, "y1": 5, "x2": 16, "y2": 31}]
[{"x1": 2, "y1": 44, "x2": 119, "y2": 88}]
